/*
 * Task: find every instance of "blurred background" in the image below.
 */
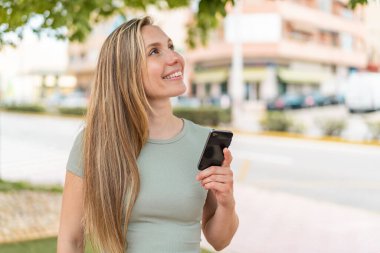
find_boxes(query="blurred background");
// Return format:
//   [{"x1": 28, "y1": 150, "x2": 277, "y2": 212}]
[{"x1": 1, "y1": 0, "x2": 380, "y2": 252}]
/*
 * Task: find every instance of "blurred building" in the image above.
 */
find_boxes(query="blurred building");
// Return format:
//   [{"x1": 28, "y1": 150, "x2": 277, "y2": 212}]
[
  {"x1": 66, "y1": 0, "x2": 371, "y2": 129},
  {"x1": 0, "y1": 31, "x2": 75, "y2": 104},
  {"x1": 364, "y1": 2, "x2": 380, "y2": 72},
  {"x1": 186, "y1": 0, "x2": 367, "y2": 109}
]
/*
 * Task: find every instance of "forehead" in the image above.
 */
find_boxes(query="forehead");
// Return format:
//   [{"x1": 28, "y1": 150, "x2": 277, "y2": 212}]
[{"x1": 141, "y1": 25, "x2": 170, "y2": 46}]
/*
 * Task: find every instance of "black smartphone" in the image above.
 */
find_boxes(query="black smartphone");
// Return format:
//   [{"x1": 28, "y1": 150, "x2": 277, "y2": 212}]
[{"x1": 197, "y1": 130, "x2": 233, "y2": 171}]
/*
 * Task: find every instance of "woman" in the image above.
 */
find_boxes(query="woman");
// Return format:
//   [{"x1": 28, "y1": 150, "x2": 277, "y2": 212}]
[{"x1": 57, "y1": 16, "x2": 239, "y2": 253}]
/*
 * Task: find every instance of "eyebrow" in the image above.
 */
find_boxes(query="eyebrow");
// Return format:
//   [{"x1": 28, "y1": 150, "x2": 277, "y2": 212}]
[{"x1": 146, "y1": 38, "x2": 173, "y2": 49}]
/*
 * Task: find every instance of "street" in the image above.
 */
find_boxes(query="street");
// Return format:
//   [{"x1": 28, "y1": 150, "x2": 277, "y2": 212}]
[
  {"x1": 1, "y1": 112, "x2": 85, "y2": 185},
  {"x1": 232, "y1": 133, "x2": 380, "y2": 213},
  {"x1": 1, "y1": 111, "x2": 380, "y2": 212}
]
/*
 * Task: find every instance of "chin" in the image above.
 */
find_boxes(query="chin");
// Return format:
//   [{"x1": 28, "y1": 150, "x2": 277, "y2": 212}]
[
  {"x1": 150, "y1": 86, "x2": 186, "y2": 100},
  {"x1": 166, "y1": 81, "x2": 186, "y2": 96},
  {"x1": 175, "y1": 84, "x2": 187, "y2": 96},
  {"x1": 169, "y1": 90, "x2": 186, "y2": 98}
]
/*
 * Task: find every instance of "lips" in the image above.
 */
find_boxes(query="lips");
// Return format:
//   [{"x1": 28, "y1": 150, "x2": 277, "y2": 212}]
[{"x1": 162, "y1": 71, "x2": 183, "y2": 80}]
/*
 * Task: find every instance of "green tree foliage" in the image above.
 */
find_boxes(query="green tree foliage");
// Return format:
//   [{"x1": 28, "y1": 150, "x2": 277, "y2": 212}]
[
  {"x1": 348, "y1": 0, "x2": 368, "y2": 9},
  {"x1": 0, "y1": 0, "x2": 234, "y2": 48}
]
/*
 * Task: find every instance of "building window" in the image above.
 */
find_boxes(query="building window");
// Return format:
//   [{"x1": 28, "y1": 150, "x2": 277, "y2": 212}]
[
  {"x1": 331, "y1": 32, "x2": 339, "y2": 47},
  {"x1": 340, "y1": 33, "x2": 353, "y2": 50},
  {"x1": 284, "y1": 22, "x2": 313, "y2": 43},
  {"x1": 205, "y1": 83, "x2": 211, "y2": 96},
  {"x1": 221, "y1": 81, "x2": 228, "y2": 95},
  {"x1": 318, "y1": 0, "x2": 332, "y2": 13},
  {"x1": 244, "y1": 83, "x2": 250, "y2": 101},
  {"x1": 244, "y1": 82, "x2": 260, "y2": 101},
  {"x1": 80, "y1": 52, "x2": 86, "y2": 59},
  {"x1": 191, "y1": 83, "x2": 197, "y2": 96},
  {"x1": 297, "y1": 0, "x2": 317, "y2": 8},
  {"x1": 341, "y1": 8, "x2": 353, "y2": 19},
  {"x1": 319, "y1": 30, "x2": 339, "y2": 46},
  {"x1": 69, "y1": 55, "x2": 76, "y2": 63},
  {"x1": 255, "y1": 83, "x2": 260, "y2": 100}
]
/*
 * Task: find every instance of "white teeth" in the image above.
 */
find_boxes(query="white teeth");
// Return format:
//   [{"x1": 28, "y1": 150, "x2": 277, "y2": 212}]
[{"x1": 163, "y1": 71, "x2": 182, "y2": 79}]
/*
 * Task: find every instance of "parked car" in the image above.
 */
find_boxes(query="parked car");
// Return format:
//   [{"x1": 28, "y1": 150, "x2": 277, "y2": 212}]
[
  {"x1": 324, "y1": 94, "x2": 345, "y2": 105},
  {"x1": 345, "y1": 72, "x2": 380, "y2": 113},
  {"x1": 267, "y1": 93, "x2": 305, "y2": 110},
  {"x1": 302, "y1": 92, "x2": 326, "y2": 107},
  {"x1": 171, "y1": 96, "x2": 201, "y2": 108},
  {"x1": 59, "y1": 91, "x2": 88, "y2": 108},
  {"x1": 43, "y1": 92, "x2": 66, "y2": 108}
]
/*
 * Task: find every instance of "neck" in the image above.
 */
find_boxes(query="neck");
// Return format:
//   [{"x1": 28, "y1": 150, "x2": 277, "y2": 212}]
[{"x1": 147, "y1": 98, "x2": 182, "y2": 140}]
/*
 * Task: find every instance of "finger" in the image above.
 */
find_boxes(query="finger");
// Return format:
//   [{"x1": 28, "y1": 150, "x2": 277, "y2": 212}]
[
  {"x1": 196, "y1": 166, "x2": 231, "y2": 181},
  {"x1": 222, "y1": 148, "x2": 233, "y2": 167},
  {"x1": 203, "y1": 181, "x2": 229, "y2": 192},
  {"x1": 201, "y1": 174, "x2": 232, "y2": 186}
]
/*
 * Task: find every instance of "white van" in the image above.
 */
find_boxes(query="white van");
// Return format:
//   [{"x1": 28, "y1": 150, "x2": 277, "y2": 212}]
[{"x1": 345, "y1": 72, "x2": 380, "y2": 113}]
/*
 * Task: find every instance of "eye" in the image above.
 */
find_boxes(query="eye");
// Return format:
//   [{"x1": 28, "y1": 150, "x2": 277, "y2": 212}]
[
  {"x1": 169, "y1": 43, "x2": 175, "y2": 50},
  {"x1": 149, "y1": 48, "x2": 159, "y2": 56}
]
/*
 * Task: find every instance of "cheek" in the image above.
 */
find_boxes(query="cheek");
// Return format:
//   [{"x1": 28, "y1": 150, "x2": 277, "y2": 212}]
[
  {"x1": 142, "y1": 77, "x2": 155, "y2": 98},
  {"x1": 147, "y1": 60, "x2": 163, "y2": 80},
  {"x1": 143, "y1": 61, "x2": 163, "y2": 96}
]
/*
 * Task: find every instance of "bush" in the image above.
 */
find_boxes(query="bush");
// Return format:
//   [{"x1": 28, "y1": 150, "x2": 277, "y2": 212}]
[
  {"x1": 58, "y1": 106, "x2": 87, "y2": 116},
  {"x1": 173, "y1": 107, "x2": 231, "y2": 126},
  {"x1": 0, "y1": 179, "x2": 62, "y2": 193},
  {"x1": 316, "y1": 118, "x2": 347, "y2": 137},
  {"x1": 260, "y1": 112, "x2": 302, "y2": 132},
  {"x1": 367, "y1": 121, "x2": 380, "y2": 140},
  {"x1": 2, "y1": 103, "x2": 45, "y2": 113}
]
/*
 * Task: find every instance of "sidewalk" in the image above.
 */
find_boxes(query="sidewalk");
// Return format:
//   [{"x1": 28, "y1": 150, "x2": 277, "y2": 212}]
[{"x1": 201, "y1": 183, "x2": 380, "y2": 253}]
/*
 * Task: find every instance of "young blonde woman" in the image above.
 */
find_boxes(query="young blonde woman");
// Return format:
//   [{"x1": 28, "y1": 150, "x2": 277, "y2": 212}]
[{"x1": 57, "y1": 16, "x2": 239, "y2": 253}]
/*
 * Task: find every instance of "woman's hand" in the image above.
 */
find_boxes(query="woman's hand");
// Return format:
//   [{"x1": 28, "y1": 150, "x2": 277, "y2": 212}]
[{"x1": 196, "y1": 148, "x2": 235, "y2": 210}]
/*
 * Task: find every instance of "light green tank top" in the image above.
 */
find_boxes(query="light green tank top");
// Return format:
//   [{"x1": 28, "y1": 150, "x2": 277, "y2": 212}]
[{"x1": 66, "y1": 119, "x2": 211, "y2": 253}]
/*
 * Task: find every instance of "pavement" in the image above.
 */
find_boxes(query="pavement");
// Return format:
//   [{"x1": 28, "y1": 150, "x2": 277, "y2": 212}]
[{"x1": 201, "y1": 183, "x2": 380, "y2": 253}]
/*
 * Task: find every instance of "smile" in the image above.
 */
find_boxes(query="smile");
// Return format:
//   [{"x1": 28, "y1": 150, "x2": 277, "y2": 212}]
[{"x1": 162, "y1": 71, "x2": 183, "y2": 80}]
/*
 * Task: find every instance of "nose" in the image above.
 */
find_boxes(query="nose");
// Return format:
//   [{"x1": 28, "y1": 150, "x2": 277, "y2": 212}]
[{"x1": 165, "y1": 49, "x2": 180, "y2": 66}]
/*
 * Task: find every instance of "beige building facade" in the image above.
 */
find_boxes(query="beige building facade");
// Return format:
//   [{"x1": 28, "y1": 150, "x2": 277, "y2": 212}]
[
  {"x1": 186, "y1": 0, "x2": 368, "y2": 108},
  {"x1": 66, "y1": 0, "x2": 372, "y2": 129},
  {"x1": 364, "y1": 2, "x2": 380, "y2": 71}
]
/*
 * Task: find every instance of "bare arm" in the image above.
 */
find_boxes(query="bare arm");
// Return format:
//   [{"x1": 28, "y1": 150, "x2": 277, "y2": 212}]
[
  {"x1": 202, "y1": 190, "x2": 239, "y2": 251},
  {"x1": 57, "y1": 171, "x2": 85, "y2": 253},
  {"x1": 197, "y1": 148, "x2": 239, "y2": 251}
]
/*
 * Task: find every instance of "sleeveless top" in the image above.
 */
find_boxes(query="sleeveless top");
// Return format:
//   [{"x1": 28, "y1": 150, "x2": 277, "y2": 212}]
[{"x1": 66, "y1": 118, "x2": 211, "y2": 253}]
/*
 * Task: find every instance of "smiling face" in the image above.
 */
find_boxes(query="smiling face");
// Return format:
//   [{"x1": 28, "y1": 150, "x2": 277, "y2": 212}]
[{"x1": 141, "y1": 25, "x2": 186, "y2": 100}]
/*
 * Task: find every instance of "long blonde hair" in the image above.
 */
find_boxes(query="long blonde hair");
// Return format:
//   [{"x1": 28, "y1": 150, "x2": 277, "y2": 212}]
[{"x1": 83, "y1": 16, "x2": 153, "y2": 253}]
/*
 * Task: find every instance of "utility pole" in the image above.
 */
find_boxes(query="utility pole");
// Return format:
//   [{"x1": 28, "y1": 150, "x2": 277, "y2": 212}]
[{"x1": 226, "y1": 0, "x2": 244, "y2": 129}]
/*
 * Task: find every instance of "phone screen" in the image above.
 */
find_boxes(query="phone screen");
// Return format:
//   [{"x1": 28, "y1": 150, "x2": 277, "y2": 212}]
[{"x1": 197, "y1": 130, "x2": 233, "y2": 170}]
